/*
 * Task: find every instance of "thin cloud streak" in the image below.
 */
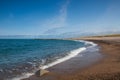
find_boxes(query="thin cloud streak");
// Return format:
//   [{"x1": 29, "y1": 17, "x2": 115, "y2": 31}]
[
  {"x1": 59, "y1": 0, "x2": 70, "y2": 23},
  {"x1": 43, "y1": 0, "x2": 70, "y2": 34}
]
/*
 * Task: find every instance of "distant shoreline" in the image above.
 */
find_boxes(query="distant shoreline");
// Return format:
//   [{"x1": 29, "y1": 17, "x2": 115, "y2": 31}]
[{"x1": 68, "y1": 34, "x2": 120, "y2": 40}]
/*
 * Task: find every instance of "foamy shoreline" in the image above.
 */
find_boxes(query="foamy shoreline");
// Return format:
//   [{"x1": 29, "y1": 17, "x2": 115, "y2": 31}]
[{"x1": 10, "y1": 40, "x2": 97, "y2": 80}]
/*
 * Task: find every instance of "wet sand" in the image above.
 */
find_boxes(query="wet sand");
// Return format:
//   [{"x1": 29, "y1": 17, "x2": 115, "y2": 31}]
[{"x1": 23, "y1": 37, "x2": 120, "y2": 80}]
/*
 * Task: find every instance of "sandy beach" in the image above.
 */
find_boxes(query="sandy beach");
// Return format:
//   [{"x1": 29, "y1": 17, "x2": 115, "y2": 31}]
[
  {"x1": 23, "y1": 36, "x2": 120, "y2": 80},
  {"x1": 1, "y1": 0, "x2": 120, "y2": 80}
]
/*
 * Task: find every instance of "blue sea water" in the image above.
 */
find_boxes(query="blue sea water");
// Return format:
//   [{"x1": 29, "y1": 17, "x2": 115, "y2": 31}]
[{"x1": 0, "y1": 39, "x2": 86, "y2": 80}]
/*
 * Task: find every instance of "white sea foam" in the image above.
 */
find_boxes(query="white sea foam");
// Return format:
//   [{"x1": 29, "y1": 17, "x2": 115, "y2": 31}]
[
  {"x1": 39, "y1": 40, "x2": 97, "y2": 70},
  {"x1": 77, "y1": 40, "x2": 97, "y2": 47},
  {"x1": 10, "y1": 40, "x2": 96, "y2": 80},
  {"x1": 8, "y1": 73, "x2": 34, "y2": 80},
  {"x1": 40, "y1": 47, "x2": 86, "y2": 69}
]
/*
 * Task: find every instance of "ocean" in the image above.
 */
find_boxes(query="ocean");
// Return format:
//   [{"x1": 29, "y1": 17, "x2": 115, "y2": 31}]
[{"x1": 0, "y1": 39, "x2": 94, "y2": 80}]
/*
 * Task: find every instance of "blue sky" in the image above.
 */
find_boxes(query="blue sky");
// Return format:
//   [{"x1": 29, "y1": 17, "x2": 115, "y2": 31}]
[{"x1": 0, "y1": 0, "x2": 120, "y2": 35}]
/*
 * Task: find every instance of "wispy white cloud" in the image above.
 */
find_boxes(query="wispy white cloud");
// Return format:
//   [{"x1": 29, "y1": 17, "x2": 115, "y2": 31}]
[
  {"x1": 59, "y1": 0, "x2": 70, "y2": 24},
  {"x1": 42, "y1": 0, "x2": 70, "y2": 34}
]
